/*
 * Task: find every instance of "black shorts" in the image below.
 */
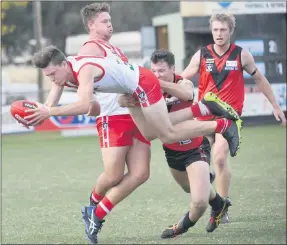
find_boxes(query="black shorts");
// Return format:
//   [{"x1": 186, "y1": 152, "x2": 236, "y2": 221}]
[{"x1": 163, "y1": 137, "x2": 211, "y2": 172}]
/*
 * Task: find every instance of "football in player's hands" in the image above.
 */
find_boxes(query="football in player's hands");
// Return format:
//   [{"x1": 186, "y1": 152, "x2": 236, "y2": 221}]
[{"x1": 10, "y1": 100, "x2": 38, "y2": 127}]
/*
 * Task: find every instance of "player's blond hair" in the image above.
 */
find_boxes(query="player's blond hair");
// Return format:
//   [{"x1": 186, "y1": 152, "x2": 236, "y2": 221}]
[
  {"x1": 209, "y1": 13, "x2": 236, "y2": 33},
  {"x1": 80, "y1": 2, "x2": 111, "y2": 32}
]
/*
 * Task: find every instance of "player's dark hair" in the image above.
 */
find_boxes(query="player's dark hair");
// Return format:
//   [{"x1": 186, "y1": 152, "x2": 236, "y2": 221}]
[
  {"x1": 32, "y1": 45, "x2": 67, "y2": 69},
  {"x1": 80, "y1": 2, "x2": 111, "y2": 32},
  {"x1": 150, "y1": 49, "x2": 175, "y2": 67}
]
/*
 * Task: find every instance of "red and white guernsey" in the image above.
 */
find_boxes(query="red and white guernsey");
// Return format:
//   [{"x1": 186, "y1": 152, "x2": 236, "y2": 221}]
[
  {"x1": 76, "y1": 40, "x2": 152, "y2": 148},
  {"x1": 82, "y1": 40, "x2": 130, "y2": 116},
  {"x1": 67, "y1": 56, "x2": 140, "y2": 95}
]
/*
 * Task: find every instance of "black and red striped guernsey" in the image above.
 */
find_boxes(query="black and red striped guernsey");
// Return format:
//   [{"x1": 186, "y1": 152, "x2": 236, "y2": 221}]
[
  {"x1": 163, "y1": 74, "x2": 203, "y2": 151},
  {"x1": 198, "y1": 44, "x2": 245, "y2": 115}
]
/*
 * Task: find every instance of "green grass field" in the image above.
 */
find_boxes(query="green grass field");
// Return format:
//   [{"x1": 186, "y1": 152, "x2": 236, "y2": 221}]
[{"x1": 2, "y1": 124, "x2": 286, "y2": 244}]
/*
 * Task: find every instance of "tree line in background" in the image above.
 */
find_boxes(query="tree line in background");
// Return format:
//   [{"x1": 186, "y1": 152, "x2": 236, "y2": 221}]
[{"x1": 2, "y1": 1, "x2": 179, "y2": 58}]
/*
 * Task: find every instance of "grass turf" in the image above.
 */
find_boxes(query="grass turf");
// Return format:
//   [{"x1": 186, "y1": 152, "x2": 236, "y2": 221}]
[{"x1": 2, "y1": 124, "x2": 286, "y2": 244}]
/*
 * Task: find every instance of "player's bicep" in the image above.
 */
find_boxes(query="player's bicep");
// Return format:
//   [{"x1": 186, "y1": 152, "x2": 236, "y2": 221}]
[
  {"x1": 181, "y1": 50, "x2": 201, "y2": 79},
  {"x1": 77, "y1": 65, "x2": 99, "y2": 104},
  {"x1": 241, "y1": 49, "x2": 258, "y2": 76}
]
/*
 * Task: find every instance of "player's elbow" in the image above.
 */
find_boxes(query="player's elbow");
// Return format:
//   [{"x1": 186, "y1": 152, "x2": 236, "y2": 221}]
[
  {"x1": 88, "y1": 101, "x2": 101, "y2": 117},
  {"x1": 81, "y1": 101, "x2": 91, "y2": 114},
  {"x1": 254, "y1": 75, "x2": 267, "y2": 86},
  {"x1": 181, "y1": 90, "x2": 194, "y2": 101},
  {"x1": 253, "y1": 77, "x2": 267, "y2": 91}
]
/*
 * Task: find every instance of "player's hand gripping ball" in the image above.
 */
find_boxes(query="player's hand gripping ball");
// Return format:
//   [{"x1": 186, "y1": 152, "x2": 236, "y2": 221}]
[{"x1": 10, "y1": 100, "x2": 38, "y2": 127}]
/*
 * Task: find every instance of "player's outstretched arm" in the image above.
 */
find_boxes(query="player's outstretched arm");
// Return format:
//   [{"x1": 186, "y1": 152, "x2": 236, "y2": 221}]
[
  {"x1": 160, "y1": 78, "x2": 194, "y2": 102},
  {"x1": 241, "y1": 49, "x2": 286, "y2": 126},
  {"x1": 49, "y1": 65, "x2": 97, "y2": 116},
  {"x1": 181, "y1": 50, "x2": 201, "y2": 80},
  {"x1": 44, "y1": 83, "x2": 64, "y2": 107},
  {"x1": 24, "y1": 65, "x2": 101, "y2": 126},
  {"x1": 22, "y1": 83, "x2": 64, "y2": 127}
]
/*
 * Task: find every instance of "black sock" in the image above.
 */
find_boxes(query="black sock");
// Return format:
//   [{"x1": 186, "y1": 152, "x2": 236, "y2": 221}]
[
  {"x1": 182, "y1": 212, "x2": 197, "y2": 229},
  {"x1": 209, "y1": 193, "x2": 224, "y2": 210}
]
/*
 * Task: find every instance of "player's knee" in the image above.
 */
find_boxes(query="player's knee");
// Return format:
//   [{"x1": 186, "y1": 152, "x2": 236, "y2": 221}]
[
  {"x1": 158, "y1": 127, "x2": 176, "y2": 144},
  {"x1": 131, "y1": 167, "x2": 150, "y2": 185},
  {"x1": 213, "y1": 140, "x2": 229, "y2": 169},
  {"x1": 105, "y1": 172, "x2": 124, "y2": 187},
  {"x1": 213, "y1": 152, "x2": 228, "y2": 170},
  {"x1": 191, "y1": 199, "x2": 208, "y2": 213}
]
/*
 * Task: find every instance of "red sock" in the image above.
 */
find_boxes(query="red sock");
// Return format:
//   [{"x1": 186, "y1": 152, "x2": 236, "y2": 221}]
[
  {"x1": 215, "y1": 118, "x2": 231, "y2": 134},
  {"x1": 95, "y1": 197, "x2": 114, "y2": 220},
  {"x1": 91, "y1": 189, "x2": 104, "y2": 203},
  {"x1": 191, "y1": 102, "x2": 211, "y2": 117}
]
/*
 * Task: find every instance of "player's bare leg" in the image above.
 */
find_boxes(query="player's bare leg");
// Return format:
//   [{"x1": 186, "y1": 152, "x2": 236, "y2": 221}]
[
  {"x1": 90, "y1": 146, "x2": 129, "y2": 201},
  {"x1": 169, "y1": 169, "x2": 190, "y2": 193},
  {"x1": 212, "y1": 134, "x2": 231, "y2": 198},
  {"x1": 128, "y1": 105, "x2": 198, "y2": 139},
  {"x1": 123, "y1": 90, "x2": 240, "y2": 128},
  {"x1": 103, "y1": 138, "x2": 150, "y2": 205},
  {"x1": 161, "y1": 161, "x2": 230, "y2": 238},
  {"x1": 129, "y1": 102, "x2": 238, "y2": 138},
  {"x1": 129, "y1": 99, "x2": 218, "y2": 141},
  {"x1": 127, "y1": 107, "x2": 156, "y2": 140},
  {"x1": 82, "y1": 139, "x2": 150, "y2": 244},
  {"x1": 161, "y1": 160, "x2": 210, "y2": 238},
  {"x1": 129, "y1": 96, "x2": 242, "y2": 157},
  {"x1": 169, "y1": 168, "x2": 215, "y2": 193},
  {"x1": 188, "y1": 161, "x2": 211, "y2": 220},
  {"x1": 82, "y1": 146, "x2": 130, "y2": 243},
  {"x1": 211, "y1": 134, "x2": 232, "y2": 223}
]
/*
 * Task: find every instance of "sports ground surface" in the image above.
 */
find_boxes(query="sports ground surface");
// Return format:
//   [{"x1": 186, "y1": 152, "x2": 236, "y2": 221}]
[{"x1": 2, "y1": 124, "x2": 286, "y2": 244}]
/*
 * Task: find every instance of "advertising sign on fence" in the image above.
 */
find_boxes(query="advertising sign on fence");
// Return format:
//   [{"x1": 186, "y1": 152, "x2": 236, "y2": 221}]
[
  {"x1": 35, "y1": 114, "x2": 97, "y2": 131},
  {"x1": 2, "y1": 84, "x2": 286, "y2": 135}
]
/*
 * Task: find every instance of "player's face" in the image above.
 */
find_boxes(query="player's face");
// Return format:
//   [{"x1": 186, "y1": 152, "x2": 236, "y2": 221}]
[
  {"x1": 89, "y1": 12, "x2": 113, "y2": 41},
  {"x1": 43, "y1": 63, "x2": 68, "y2": 86},
  {"x1": 151, "y1": 61, "x2": 174, "y2": 83},
  {"x1": 211, "y1": 21, "x2": 231, "y2": 47}
]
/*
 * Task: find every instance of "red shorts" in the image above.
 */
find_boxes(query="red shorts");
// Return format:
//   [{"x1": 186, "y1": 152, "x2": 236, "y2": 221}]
[
  {"x1": 96, "y1": 114, "x2": 150, "y2": 148},
  {"x1": 133, "y1": 66, "x2": 163, "y2": 107}
]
